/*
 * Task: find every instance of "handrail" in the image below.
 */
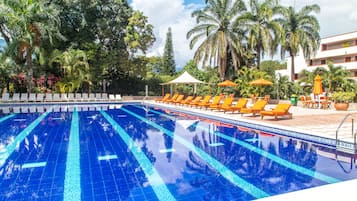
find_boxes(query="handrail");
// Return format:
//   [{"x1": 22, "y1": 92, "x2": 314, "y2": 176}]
[{"x1": 335, "y1": 113, "x2": 354, "y2": 144}]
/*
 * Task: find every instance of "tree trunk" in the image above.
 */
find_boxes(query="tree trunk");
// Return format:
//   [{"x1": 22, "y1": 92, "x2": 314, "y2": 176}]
[
  {"x1": 256, "y1": 45, "x2": 261, "y2": 69},
  {"x1": 26, "y1": 48, "x2": 33, "y2": 93},
  {"x1": 290, "y1": 52, "x2": 295, "y2": 81}
]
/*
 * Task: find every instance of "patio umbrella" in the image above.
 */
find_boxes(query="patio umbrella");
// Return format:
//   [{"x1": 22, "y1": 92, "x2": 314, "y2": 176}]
[
  {"x1": 218, "y1": 80, "x2": 237, "y2": 87},
  {"x1": 313, "y1": 75, "x2": 323, "y2": 95},
  {"x1": 313, "y1": 74, "x2": 323, "y2": 108},
  {"x1": 249, "y1": 78, "x2": 273, "y2": 96},
  {"x1": 218, "y1": 80, "x2": 237, "y2": 95}
]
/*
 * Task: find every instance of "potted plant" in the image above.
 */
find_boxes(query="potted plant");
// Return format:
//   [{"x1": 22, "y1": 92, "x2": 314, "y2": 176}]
[{"x1": 331, "y1": 91, "x2": 355, "y2": 110}]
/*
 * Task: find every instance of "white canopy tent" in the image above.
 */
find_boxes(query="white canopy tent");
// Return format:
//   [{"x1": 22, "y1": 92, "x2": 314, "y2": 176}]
[{"x1": 160, "y1": 71, "x2": 206, "y2": 95}]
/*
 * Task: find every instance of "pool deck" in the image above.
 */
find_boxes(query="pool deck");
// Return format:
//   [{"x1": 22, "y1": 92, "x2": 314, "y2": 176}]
[{"x1": 145, "y1": 100, "x2": 357, "y2": 201}]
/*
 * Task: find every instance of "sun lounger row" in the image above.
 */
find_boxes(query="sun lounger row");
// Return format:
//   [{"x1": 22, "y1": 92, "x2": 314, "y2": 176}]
[
  {"x1": 1, "y1": 93, "x2": 122, "y2": 102},
  {"x1": 156, "y1": 93, "x2": 292, "y2": 120},
  {"x1": 0, "y1": 104, "x2": 123, "y2": 114}
]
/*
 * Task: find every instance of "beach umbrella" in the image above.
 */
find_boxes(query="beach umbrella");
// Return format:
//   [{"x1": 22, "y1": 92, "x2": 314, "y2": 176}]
[
  {"x1": 218, "y1": 80, "x2": 237, "y2": 87},
  {"x1": 313, "y1": 75, "x2": 323, "y2": 108},
  {"x1": 218, "y1": 80, "x2": 237, "y2": 95},
  {"x1": 249, "y1": 78, "x2": 273, "y2": 96}
]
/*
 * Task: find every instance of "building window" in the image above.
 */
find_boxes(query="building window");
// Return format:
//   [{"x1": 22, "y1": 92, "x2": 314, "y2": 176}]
[
  {"x1": 309, "y1": 60, "x2": 313, "y2": 66},
  {"x1": 294, "y1": 74, "x2": 299, "y2": 80},
  {"x1": 322, "y1": 44, "x2": 327, "y2": 51},
  {"x1": 321, "y1": 60, "x2": 326, "y2": 65},
  {"x1": 355, "y1": 56, "x2": 357, "y2": 61},
  {"x1": 354, "y1": 71, "x2": 357, "y2": 77},
  {"x1": 345, "y1": 57, "x2": 351, "y2": 62}
]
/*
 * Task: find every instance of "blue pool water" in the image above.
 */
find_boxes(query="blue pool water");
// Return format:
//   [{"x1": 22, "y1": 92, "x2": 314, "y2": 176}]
[{"x1": 0, "y1": 103, "x2": 357, "y2": 201}]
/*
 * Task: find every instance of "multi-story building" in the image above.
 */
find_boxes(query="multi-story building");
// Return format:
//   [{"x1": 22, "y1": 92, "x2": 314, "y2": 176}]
[{"x1": 277, "y1": 31, "x2": 357, "y2": 80}]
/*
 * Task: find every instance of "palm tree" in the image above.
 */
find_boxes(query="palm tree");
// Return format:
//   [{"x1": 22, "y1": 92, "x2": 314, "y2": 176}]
[
  {"x1": 276, "y1": 4, "x2": 320, "y2": 81},
  {"x1": 50, "y1": 49, "x2": 90, "y2": 92},
  {"x1": 1, "y1": 0, "x2": 62, "y2": 93},
  {"x1": 187, "y1": 0, "x2": 247, "y2": 80},
  {"x1": 244, "y1": 0, "x2": 280, "y2": 69}
]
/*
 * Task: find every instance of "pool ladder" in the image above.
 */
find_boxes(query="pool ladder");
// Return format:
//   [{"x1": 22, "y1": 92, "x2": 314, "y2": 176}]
[{"x1": 335, "y1": 114, "x2": 357, "y2": 171}]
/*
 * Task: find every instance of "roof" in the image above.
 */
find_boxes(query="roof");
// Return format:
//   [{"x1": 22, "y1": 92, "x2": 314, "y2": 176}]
[{"x1": 161, "y1": 71, "x2": 205, "y2": 85}]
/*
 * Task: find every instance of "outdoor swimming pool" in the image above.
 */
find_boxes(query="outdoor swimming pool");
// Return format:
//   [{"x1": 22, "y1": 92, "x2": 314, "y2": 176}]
[{"x1": 0, "y1": 103, "x2": 357, "y2": 201}]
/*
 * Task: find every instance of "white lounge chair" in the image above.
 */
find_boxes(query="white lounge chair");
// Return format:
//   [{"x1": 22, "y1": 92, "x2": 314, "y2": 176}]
[
  {"x1": 115, "y1": 94, "x2": 122, "y2": 101},
  {"x1": 1, "y1": 93, "x2": 10, "y2": 102},
  {"x1": 12, "y1": 93, "x2": 20, "y2": 102},
  {"x1": 28, "y1": 93, "x2": 36, "y2": 102},
  {"x1": 53, "y1": 93, "x2": 61, "y2": 101},
  {"x1": 20, "y1": 93, "x2": 28, "y2": 102},
  {"x1": 109, "y1": 94, "x2": 115, "y2": 101},
  {"x1": 75, "y1": 93, "x2": 82, "y2": 102},
  {"x1": 45, "y1": 93, "x2": 53, "y2": 102},
  {"x1": 61, "y1": 93, "x2": 69, "y2": 102},
  {"x1": 36, "y1": 93, "x2": 44, "y2": 102},
  {"x1": 82, "y1": 93, "x2": 89, "y2": 101},
  {"x1": 101, "y1": 93, "x2": 108, "y2": 101},
  {"x1": 95, "y1": 93, "x2": 102, "y2": 101},
  {"x1": 68, "y1": 93, "x2": 75, "y2": 101},
  {"x1": 89, "y1": 93, "x2": 95, "y2": 101}
]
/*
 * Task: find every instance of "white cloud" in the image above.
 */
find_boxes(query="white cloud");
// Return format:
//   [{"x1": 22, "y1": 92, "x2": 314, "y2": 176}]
[
  {"x1": 132, "y1": 0, "x2": 357, "y2": 67},
  {"x1": 131, "y1": 0, "x2": 203, "y2": 69}
]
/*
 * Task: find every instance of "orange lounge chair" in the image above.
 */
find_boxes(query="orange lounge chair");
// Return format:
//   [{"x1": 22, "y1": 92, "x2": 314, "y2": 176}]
[
  {"x1": 155, "y1": 93, "x2": 170, "y2": 102},
  {"x1": 210, "y1": 97, "x2": 234, "y2": 111},
  {"x1": 198, "y1": 96, "x2": 222, "y2": 109},
  {"x1": 190, "y1": 95, "x2": 211, "y2": 107},
  {"x1": 178, "y1": 96, "x2": 193, "y2": 105},
  {"x1": 221, "y1": 98, "x2": 248, "y2": 113},
  {"x1": 240, "y1": 100, "x2": 267, "y2": 117},
  {"x1": 260, "y1": 103, "x2": 292, "y2": 120},
  {"x1": 171, "y1": 94, "x2": 185, "y2": 104},
  {"x1": 163, "y1": 93, "x2": 179, "y2": 103},
  {"x1": 184, "y1": 96, "x2": 202, "y2": 106}
]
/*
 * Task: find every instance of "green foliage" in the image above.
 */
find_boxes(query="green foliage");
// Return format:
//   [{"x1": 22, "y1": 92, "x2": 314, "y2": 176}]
[
  {"x1": 331, "y1": 91, "x2": 355, "y2": 103},
  {"x1": 125, "y1": 11, "x2": 155, "y2": 55},
  {"x1": 162, "y1": 27, "x2": 176, "y2": 75}
]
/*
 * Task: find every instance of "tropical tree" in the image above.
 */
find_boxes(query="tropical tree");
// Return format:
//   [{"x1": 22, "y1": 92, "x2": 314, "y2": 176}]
[
  {"x1": 124, "y1": 10, "x2": 155, "y2": 56},
  {"x1": 276, "y1": 4, "x2": 320, "y2": 81},
  {"x1": 187, "y1": 0, "x2": 247, "y2": 80},
  {"x1": 244, "y1": 0, "x2": 280, "y2": 68},
  {"x1": 1, "y1": 0, "x2": 62, "y2": 93},
  {"x1": 162, "y1": 27, "x2": 176, "y2": 75},
  {"x1": 50, "y1": 48, "x2": 90, "y2": 92}
]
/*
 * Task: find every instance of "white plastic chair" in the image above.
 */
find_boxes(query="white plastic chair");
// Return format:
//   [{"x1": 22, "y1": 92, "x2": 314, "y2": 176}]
[
  {"x1": 102, "y1": 93, "x2": 108, "y2": 101},
  {"x1": 12, "y1": 93, "x2": 20, "y2": 102},
  {"x1": 68, "y1": 93, "x2": 75, "y2": 101},
  {"x1": 45, "y1": 93, "x2": 53, "y2": 102},
  {"x1": 109, "y1": 94, "x2": 115, "y2": 101},
  {"x1": 1, "y1": 93, "x2": 10, "y2": 102},
  {"x1": 82, "y1": 93, "x2": 89, "y2": 101},
  {"x1": 28, "y1": 93, "x2": 36, "y2": 102},
  {"x1": 20, "y1": 93, "x2": 28, "y2": 102},
  {"x1": 36, "y1": 93, "x2": 44, "y2": 102},
  {"x1": 75, "y1": 93, "x2": 82, "y2": 102},
  {"x1": 89, "y1": 93, "x2": 95, "y2": 101},
  {"x1": 115, "y1": 94, "x2": 122, "y2": 101},
  {"x1": 53, "y1": 93, "x2": 61, "y2": 102},
  {"x1": 95, "y1": 93, "x2": 102, "y2": 101}
]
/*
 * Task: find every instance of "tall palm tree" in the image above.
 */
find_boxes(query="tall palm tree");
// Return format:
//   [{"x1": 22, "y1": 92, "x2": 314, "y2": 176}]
[
  {"x1": 244, "y1": 0, "x2": 280, "y2": 69},
  {"x1": 2, "y1": 0, "x2": 62, "y2": 93},
  {"x1": 276, "y1": 4, "x2": 320, "y2": 81},
  {"x1": 187, "y1": 0, "x2": 247, "y2": 80}
]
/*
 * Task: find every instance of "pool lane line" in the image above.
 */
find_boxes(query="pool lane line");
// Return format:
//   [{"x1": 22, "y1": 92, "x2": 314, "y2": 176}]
[
  {"x1": 119, "y1": 107, "x2": 270, "y2": 199},
  {"x1": 63, "y1": 107, "x2": 81, "y2": 201},
  {"x1": 143, "y1": 106, "x2": 341, "y2": 184},
  {"x1": 99, "y1": 110, "x2": 177, "y2": 201},
  {"x1": 0, "y1": 113, "x2": 16, "y2": 123},
  {"x1": 0, "y1": 110, "x2": 51, "y2": 168}
]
